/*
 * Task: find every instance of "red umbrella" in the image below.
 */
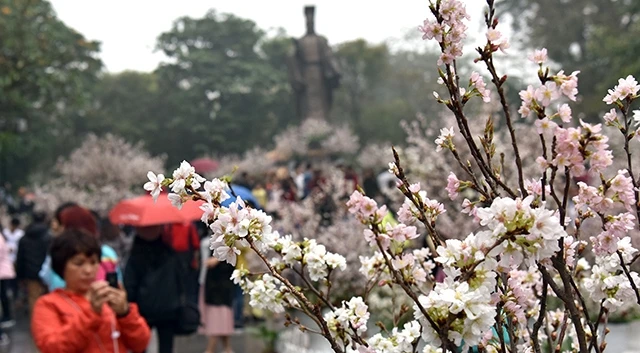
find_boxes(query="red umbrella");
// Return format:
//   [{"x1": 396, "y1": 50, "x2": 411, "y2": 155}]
[
  {"x1": 109, "y1": 194, "x2": 204, "y2": 226},
  {"x1": 190, "y1": 158, "x2": 219, "y2": 174}
]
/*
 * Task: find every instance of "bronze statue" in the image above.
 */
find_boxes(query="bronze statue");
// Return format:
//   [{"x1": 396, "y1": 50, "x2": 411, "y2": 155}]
[{"x1": 288, "y1": 6, "x2": 341, "y2": 121}]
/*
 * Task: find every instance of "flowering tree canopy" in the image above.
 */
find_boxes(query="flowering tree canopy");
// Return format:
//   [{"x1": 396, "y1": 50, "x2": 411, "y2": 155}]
[
  {"x1": 273, "y1": 118, "x2": 360, "y2": 160},
  {"x1": 37, "y1": 133, "x2": 165, "y2": 215},
  {"x1": 147, "y1": 1, "x2": 640, "y2": 352}
]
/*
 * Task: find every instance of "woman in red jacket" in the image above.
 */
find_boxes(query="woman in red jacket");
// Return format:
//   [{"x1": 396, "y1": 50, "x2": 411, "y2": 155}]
[{"x1": 32, "y1": 229, "x2": 150, "y2": 353}]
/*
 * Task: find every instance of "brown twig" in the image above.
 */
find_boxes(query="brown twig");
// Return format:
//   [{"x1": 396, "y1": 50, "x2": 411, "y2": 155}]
[
  {"x1": 620, "y1": 103, "x2": 640, "y2": 227},
  {"x1": 617, "y1": 250, "x2": 640, "y2": 305},
  {"x1": 372, "y1": 235, "x2": 458, "y2": 352},
  {"x1": 532, "y1": 278, "x2": 548, "y2": 353},
  {"x1": 247, "y1": 239, "x2": 347, "y2": 353}
]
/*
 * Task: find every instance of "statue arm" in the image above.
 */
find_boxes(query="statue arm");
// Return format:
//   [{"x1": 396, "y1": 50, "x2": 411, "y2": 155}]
[
  {"x1": 287, "y1": 39, "x2": 305, "y2": 92},
  {"x1": 320, "y1": 37, "x2": 341, "y2": 87}
]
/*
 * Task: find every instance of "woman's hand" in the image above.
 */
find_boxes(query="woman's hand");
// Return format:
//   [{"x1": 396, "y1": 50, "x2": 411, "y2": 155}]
[
  {"x1": 206, "y1": 257, "x2": 220, "y2": 268},
  {"x1": 88, "y1": 281, "x2": 110, "y2": 314},
  {"x1": 107, "y1": 284, "x2": 129, "y2": 317}
]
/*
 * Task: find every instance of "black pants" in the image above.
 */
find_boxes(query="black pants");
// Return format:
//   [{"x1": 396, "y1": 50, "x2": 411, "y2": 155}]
[
  {"x1": 0, "y1": 279, "x2": 15, "y2": 321},
  {"x1": 146, "y1": 321, "x2": 174, "y2": 353}
]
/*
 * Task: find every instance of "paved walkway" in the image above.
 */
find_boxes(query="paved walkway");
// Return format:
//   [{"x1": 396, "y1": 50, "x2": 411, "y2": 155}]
[{"x1": 3, "y1": 315, "x2": 265, "y2": 353}]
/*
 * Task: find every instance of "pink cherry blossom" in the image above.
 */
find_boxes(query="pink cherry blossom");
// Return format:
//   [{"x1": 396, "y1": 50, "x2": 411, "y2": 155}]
[
  {"x1": 387, "y1": 223, "x2": 419, "y2": 242},
  {"x1": 557, "y1": 104, "x2": 572, "y2": 123},
  {"x1": 604, "y1": 75, "x2": 640, "y2": 104},
  {"x1": 420, "y1": 0, "x2": 469, "y2": 66},
  {"x1": 603, "y1": 108, "x2": 619, "y2": 125},
  {"x1": 528, "y1": 48, "x2": 548, "y2": 64},
  {"x1": 519, "y1": 85, "x2": 536, "y2": 105},
  {"x1": 470, "y1": 71, "x2": 491, "y2": 102},
  {"x1": 610, "y1": 170, "x2": 636, "y2": 212},
  {"x1": 486, "y1": 28, "x2": 501, "y2": 43},
  {"x1": 418, "y1": 21, "x2": 445, "y2": 42},
  {"x1": 486, "y1": 28, "x2": 510, "y2": 52},
  {"x1": 535, "y1": 117, "x2": 558, "y2": 134},
  {"x1": 435, "y1": 127, "x2": 455, "y2": 152},
  {"x1": 591, "y1": 230, "x2": 620, "y2": 256},
  {"x1": 524, "y1": 179, "x2": 549, "y2": 197},
  {"x1": 518, "y1": 104, "x2": 531, "y2": 118},
  {"x1": 446, "y1": 172, "x2": 461, "y2": 200},
  {"x1": 534, "y1": 82, "x2": 560, "y2": 107},
  {"x1": 555, "y1": 70, "x2": 580, "y2": 101},
  {"x1": 199, "y1": 201, "x2": 217, "y2": 223},
  {"x1": 518, "y1": 85, "x2": 536, "y2": 118}
]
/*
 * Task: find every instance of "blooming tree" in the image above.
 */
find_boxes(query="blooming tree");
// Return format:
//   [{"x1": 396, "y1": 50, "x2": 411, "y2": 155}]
[
  {"x1": 36, "y1": 133, "x2": 165, "y2": 215},
  {"x1": 146, "y1": 1, "x2": 640, "y2": 352},
  {"x1": 206, "y1": 147, "x2": 275, "y2": 179},
  {"x1": 274, "y1": 118, "x2": 360, "y2": 160},
  {"x1": 206, "y1": 119, "x2": 361, "y2": 179}
]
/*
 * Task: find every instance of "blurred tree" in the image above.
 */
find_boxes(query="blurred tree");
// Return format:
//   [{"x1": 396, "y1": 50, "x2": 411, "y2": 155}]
[
  {"x1": 333, "y1": 41, "x2": 446, "y2": 144},
  {"x1": 499, "y1": 0, "x2": 640, "y2": 119},
  {"x1": 80, "y1": 71, "x2": 162, "y2": 151},
  {"x1": 334, "y1": 39, "x2": 390, "y2": 133},
  {"x1": 153, "y1": 11, "x2": 294, "y2": 166},
  {"x1": 259, "y1": 32, "x2": 298, "y2": 130},
  {"x1": 0, "y1": 0, "x2": 102, "y2": 184}
]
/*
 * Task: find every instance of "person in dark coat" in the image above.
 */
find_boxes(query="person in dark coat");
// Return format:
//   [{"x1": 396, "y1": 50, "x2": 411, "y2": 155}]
[
  {"x1": 198, "y1": 238, "x2": 235, "y2": 353},
  {"x1": 15, "y1": 211, "x2": 51, "y2": 316},
  {"x1": 124, "y1": 225, "x2": 182, "y2": 353}
]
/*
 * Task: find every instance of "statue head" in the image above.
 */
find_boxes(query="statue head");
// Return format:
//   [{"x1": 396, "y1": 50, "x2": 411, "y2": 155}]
[{"x1": 304, "y1": 6, "x2": 315, "y2": 34}]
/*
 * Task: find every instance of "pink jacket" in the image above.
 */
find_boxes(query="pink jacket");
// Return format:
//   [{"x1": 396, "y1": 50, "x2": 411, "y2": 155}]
[{"x1": 0, "y1": 236, "x2": 15, "y2": 280}]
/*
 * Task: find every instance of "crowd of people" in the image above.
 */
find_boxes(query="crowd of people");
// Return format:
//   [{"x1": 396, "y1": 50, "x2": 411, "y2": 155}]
[
  {"x1": 0, "y1": 161, "x2": 396, "y2": 353},
  {"x1": 0, "y1": 198, "x2": 242, "y2": 353},
  {"x1": 233, "y1": 162, "x2": 396, "y2": 213}
]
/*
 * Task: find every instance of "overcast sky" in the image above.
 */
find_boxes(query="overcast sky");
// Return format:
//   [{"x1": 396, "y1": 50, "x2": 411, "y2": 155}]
[{"x1": 49, "y1": 0, "x2": 487, "y2": 73}]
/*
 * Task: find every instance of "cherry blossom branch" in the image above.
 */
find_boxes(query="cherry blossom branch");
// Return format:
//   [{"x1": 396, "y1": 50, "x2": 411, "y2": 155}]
[
  {"x1": 547, "y1": 163, "x2": 564, "y2": 215},
  {"x1": 325, "y1": 269, "x2": 334, "y2": 300},
  {"x1": 538, "y1": 264, "x2": 588, "y2": 353},
  {"x1": 505, "y1": 315, "x2": 519, "y2": 353},
  {"x1": 549, "y1": 258, "x2": 589, "y2": 353},
  {"x1": 589, "y1": 302, "x2": 607, "y2": 352},
  {"x1": 616, "y1": 250, "x2": 640, "y2": 305},
  {"x1": 567, "y1": 271, "x2": 601, "y2": 353},
  {"x1": 291, "y1": 267, "x2": 368, "y2": 348},
  {"x1": 443, "y1": 66, "x2": 517, "y2": 199},
  {"x1": 284, "y1": 312, "x2": 325, "y2": 336},
  {"x1": 554, "y1": 309, "x2": 570, "y2": 353},
  {"x1": 428, "y1": 1, "x2": 518, "y2": 199},
  {"x1": 392, "y1": 147, "x2": 444, "y2": 252},
  {"x1": 494, "y1": 302, "x2": 508, "y2": 353},
  {"x1": 531, "y1": 278, "x2": 548, "y2": 353},
  {"x1": 291, "y1": 266, "x2": 336, "y2": 310},
  {"x1": 371, "y1": 234, "x2": 458, "y2": 352},
  {"x1": 629, "y1": 252, "x2": 640, "y2": 267},
  {"x1": 459, "y1": 234, "x2": 510, "y2": 283},
  {"x1": 478, "y1": 1, "x2": 526, "y2": 197},
  {"x1": 246, "y1": 239, "x2": 347, "y2": 353},
  {"x1": 450, "y1": 147, "x2": 492, "y2": 199},
  {"x1": 620, "y1": 104, "x2": 640, "y2": 226},
  {"x1": 536, "y1": 133, "x2": 551, "y2": 203}
]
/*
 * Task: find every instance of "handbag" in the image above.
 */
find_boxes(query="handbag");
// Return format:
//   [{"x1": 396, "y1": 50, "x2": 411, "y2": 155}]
[
  {"x1": 173, "y1": 296, "x2": 200, "y2": 336},
  {"x1": 172, "y1": 231, "x2": 202, "y2": 336}
]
